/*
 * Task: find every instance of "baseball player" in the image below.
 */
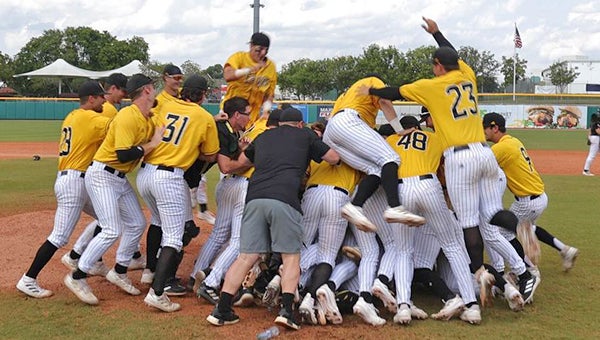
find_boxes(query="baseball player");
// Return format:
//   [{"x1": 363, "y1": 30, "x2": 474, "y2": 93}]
[
  {"x1": 64, "y1": 74, "x2": 165, "y2": 305},
  {"x1": 196, "y1": 97, "x2": 257, "y2": 305},
  {"x1": 222, "y1": 32, "x2": 277, "y2": 128},
  {"x1": 583, "y1": 113, "x2": 600, "y2": 176},
  {"x1": 137, "y1": 74, "x2": 219, "y2": 312},
  {"x1": 297, "y1": 122, "x2": 361, "y2": 325},
  {"x1": 324, "y1": 76, "x2": 425, "y2": 234},
  {"x1": 483, "y1": 112, "x2": 579, "y2": 272},
  {"x1": 364, "y1": 17, "x2": 539, "y2": 309},
  {"x1": 61, "y1": 73, "x2": 146, "y2": 274},
  {"x1": 16, "y1": 81, "x2": 110, "y2": 299}
]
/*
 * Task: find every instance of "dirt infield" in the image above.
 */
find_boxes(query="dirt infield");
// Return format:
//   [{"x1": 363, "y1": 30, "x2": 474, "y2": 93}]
[{"x1": 0, "y1": 141, "x2": 596, "y2": 338}]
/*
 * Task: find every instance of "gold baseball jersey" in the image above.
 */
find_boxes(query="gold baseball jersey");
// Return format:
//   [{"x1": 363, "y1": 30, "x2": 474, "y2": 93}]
[
  {"x1": 306, "y1": 160, "x2": 361, "y2": 195},
  {"x1": 399, "y1": 60, "x2": 485, "y2": 149},
  {"x1": 387, "y1": 130, "x2": 443, "y2": 178},
  {"x1": 153, "y1": 90, "x2": 179, "y2": 117},
  {"x1": 491, "y1": 135, "x2": 544, "y2": 197},
  {"x1": 144, "y1": 98, "x2": 220, "y2": 171},
  {"x1": 58, "y1": 109, "x2": 110, "y2": 172},
  {"x1": 94, "y1": 104, "x2": 154, "y2": 173},
  {"x1": 332, "y1": 77, "x2": 385, "y2": 128},
  {"x1": 223, "y1": 51, "x2": 277, "y2": 126},
  {"x1": 101, "y1": 101, "x2": 119, "y2": 119},
  {"x1": 237, "y1": 117, "x2": 269, "y2": 178}
]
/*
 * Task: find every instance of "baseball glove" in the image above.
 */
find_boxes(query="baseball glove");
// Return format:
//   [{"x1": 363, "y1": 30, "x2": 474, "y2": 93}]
[
  {"x1": 335, "y1": 290, "x2": 359, "y2": 315},
  {"x1": 517, "y1": 220, "x2": 541, "y2": 266}
]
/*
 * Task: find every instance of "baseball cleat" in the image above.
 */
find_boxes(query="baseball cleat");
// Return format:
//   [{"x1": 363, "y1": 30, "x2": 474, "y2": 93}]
[
  {"x1": 410, "y1": 303, "x2": 429, "y2": 320},
  {"x1": 207, "y1": 307, "x2": 240, "y2": 326},
  {"x1": 384, "y1": 205, "x2": 425, "y2": 226},
  {"x1": 315, "y1": 300, "x2": 327, "y2": 325},
  {"x1": 106, "y1": 269, "x2": 141, "y2": 296},
  {"x1": 353, "y1": 297, "x2": 385, "y2": 326},
  {"x1": 431, "y1": 295, "x2": 464, "y2": 320},
  {"x1": 197, "y1": 210, "x2": 216, "y2": 225},
  {"x1": 393, "y1": 304, "x2": 412, "y2": 325},
  {"x1": 128, "y1": 256, "x2": 146, "y2": 271},
  {"x1": 459, "y1": 304, "x2": 481, "y2": 325},
  {"x1": 341, "y1": 246, "x2": 362, "y2": 264},
  {"x1": 144, "y1": 288, "x2": 181, "y2": 313},
  {"x1": 341, "y1": 203, "x2": 377, "y2": 232},
  {"x1": 88, "y1": 261, "x2": 110, "y2": 277},
  {"x1": 262, "y1": 274, "x2": 281, "y2": 307},
  {"x1": 16, "y1": 274, "x2": 53, "y2": 298},
  {"x1": 63, "y1": 275, "x2": 98, "y2": 305},
  {"x1": 299, "y1": 293, "x2": 317, "y2": 325},
  {"x1": 61, "y1": 253, "x2": 78, "y2": 271},
  {"x1": 164, "y1": 277, "x2": 187, "y2": 296},
  {"x1": 192, "y1": 269, "x2": 207, "y2": 293},
  {"x1": 275, "y1": 308, "x2": 301, "y2": 330},
  {"x1": 198, "y1": 283, "x2": 220, "y2": 305},
  {"x1": 504, "y1": 283, "x2": 524, "y2": 312},
  {"x1": 518, "y1": 274, "x2": 540, "y2": 304},
  {"x1": 233, "y1": 288, "x2": 255, "y2": 307},
  {"x1": 582, "y1": 170, "x2": 595, "y2": 176},
  {"x1": 371, "y1": 278, "x2": 397, "y2": 313},
  {"x1": 561, "y1": 246, "x2": 579, "y2": 272},
  {"x1": 316, "y1": 284, "x2": 343, "y2": 324},
  {"x1": 140, "y1": 269, "x2": 155, "y2": 285},
  {"x1": 475, "y1": 267, "x2": 495, "y2": 308}
]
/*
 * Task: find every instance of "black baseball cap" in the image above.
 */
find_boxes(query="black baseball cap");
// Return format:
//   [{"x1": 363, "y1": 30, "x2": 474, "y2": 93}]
[
  {"x1": 78, "y1": 81, "x2": 108, "y2": 98},
  {"x1": 377, "y1": 124, "x2": 395, "y2": 137},
  {"x1": 279, "y1": 107, "x2": 303, "y2": 122},
  {"x1": 126, "y1": 74, "x2": 154, "y2": 96},
  {"x1": 433, "y1": 46, "x2": 459, "y2": 67},
  {"x1": 163, "y1": 64, "x2": 183, "y2": 76},
  {"x1": 400, "y1": 115, "x2": 421, "y2": 129},
  {"x1": 250, "y1": 32, "x2": 270, "y2": 48},
  {"x1": 183, "y1": 74, "x2": 208, "y2": 90},
  {"x1": 483, "y1": 112, "x2": 506, "y2": 128},
  {"x1": 419, "y1": 106, "x2": 431, "y2": 122},
  {"x1": 267, "y1": 108, "x2": 282, "y2": 127},
  {"x1": 106, "y1": 73, "x2": 128, "y2": 89}
]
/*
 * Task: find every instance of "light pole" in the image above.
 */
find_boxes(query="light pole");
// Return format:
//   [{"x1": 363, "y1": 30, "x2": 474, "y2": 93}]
[{"x1": 250, "y1": 0, "x2": 264, "y2": 33}]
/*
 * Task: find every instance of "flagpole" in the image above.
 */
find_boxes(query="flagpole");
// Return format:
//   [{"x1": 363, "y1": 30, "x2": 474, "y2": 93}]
[{"x1": 513, "y1": 23, "x2": 517, "y2": 101}]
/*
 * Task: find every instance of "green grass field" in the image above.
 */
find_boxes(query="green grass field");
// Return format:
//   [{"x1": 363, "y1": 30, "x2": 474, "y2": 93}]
[{"x1": 1, "y1": 121, "x2": 599, "y2": 339}]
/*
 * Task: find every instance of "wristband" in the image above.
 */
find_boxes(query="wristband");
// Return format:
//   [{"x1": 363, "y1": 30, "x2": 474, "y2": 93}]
[
  {"x1": 389, "y1": 118, "x2": 403, "y2": 134},
  {"x1": 234, "y1": 68, "x2": 251, "y2": 78}
]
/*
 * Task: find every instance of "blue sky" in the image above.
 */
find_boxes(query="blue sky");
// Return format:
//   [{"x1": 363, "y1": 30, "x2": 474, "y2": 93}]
[{"x1": 1, "y1": 0, "x2": 599, "y2": 77}]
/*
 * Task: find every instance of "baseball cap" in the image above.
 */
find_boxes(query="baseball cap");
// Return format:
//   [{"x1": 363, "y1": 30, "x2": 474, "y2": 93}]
[
  {"x1": 433, "y1": 46, "x2": 459, "y2": 67},
  {"x1": 183, "y1": 74, "x2": 208, "y2": 90},
  {"x1": 419, "y1": 106, "x2": 431, "y2": 122},
  {"x1": 126, "y1": 74, "x2": 154, "y2": 96},
  {"x1": 482, "y1": 112, "x2": 506, "y2": 128},
  {"x1": 279, "y1": 107, "x2": 303, "y2": 122},
  {"x1": 163, "y1": 64, "x2": 183, "y2": 76},
  {"x1": 250, "y1": 32, "x2": 270, "y2": 48},
  {"x1": 266, "y1": 108, "x2": 282, "y2": 126},
  {"x1": 78, "y1": 81, "x2": 108, "y2": 98},
  {"x1": 106, "y1": 73, "x2": 128, "y2": 89},
  {"x1": 400, "y1": 115, "x2": 421, "y2": 129}
]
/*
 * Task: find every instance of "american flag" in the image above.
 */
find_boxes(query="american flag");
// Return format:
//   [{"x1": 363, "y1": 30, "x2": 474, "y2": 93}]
[{"x1": 514, "y1": 26, "x2": 523, "y2": 48}]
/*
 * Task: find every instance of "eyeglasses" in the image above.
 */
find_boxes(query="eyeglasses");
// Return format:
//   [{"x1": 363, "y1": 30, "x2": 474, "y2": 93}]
[
  {"x1": 166, "y1": 75, "x2": 184, "y2": 81},
  {"x1": 238, "y1": 110, "x2": 251, "y2": 116}
]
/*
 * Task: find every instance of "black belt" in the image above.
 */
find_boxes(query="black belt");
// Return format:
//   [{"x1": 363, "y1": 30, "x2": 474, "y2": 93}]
[
  {"x1": 453, "y1": 142, "x2": 488, "y2": 153},
  {"x1": 306, "y1": 184, "x2": 349, "y2": 196},
  {"x1": 60, "y1": 170, "x2": 85, "y2": 178},
  {"x1": 398, "y1": 174, "x2": 433, "y2": 184},
  {"x1": 103, "y1": 165, "x2": 125, "y2": 178},
  {"x1": 141, "y1": 162, "x2": 175, "y2": 172},
  {"x1": 228, "y1": 174, "x2": 249, "y2": 180},
  {"x1": 515, "y1": 194, "x2": 540, "y2": 201}
]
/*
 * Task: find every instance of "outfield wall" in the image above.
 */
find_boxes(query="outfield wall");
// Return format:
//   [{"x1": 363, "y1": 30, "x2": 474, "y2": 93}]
[{"x1": 1, "y1": 98, "x2": 599, "y2": 128}]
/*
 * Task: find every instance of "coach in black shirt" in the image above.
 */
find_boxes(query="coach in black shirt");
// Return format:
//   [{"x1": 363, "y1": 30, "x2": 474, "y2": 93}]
[{"x1": 207, "y1": 107, "x2": 340, "y2": 330}]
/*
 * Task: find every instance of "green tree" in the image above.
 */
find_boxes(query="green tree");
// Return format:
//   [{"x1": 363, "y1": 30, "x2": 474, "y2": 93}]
[
  {"x1": 205, "y1": 64, "x2": 224, "y2": 80},
  {"x1": 500, "y1": 55, "x2": 527, "y2": 89},
  {"x1": 278, "y1": 58, "x2": 331, "y2": 100},
  {"x1": 12, "y1": 27, "x2": 149, "y2": 96},
  {"x1": 180, "y1": 60, "x2": 202, "y2": 75},
  {"x1": 545, "y1": 61, "x2": 580, "y2": 93},
  {"x1": 458, "y1": 46, "x2": 500, "y2": 93},
  {"x1": 355, "y1": 45, "x2": 403, "y2": 85},
  {"x1": 324, "y1": 56, "x2": 358, "y2": 97},
  {"x1": 0, "y1": 52, "x2": 14, "y2": 87},
  {"x1": 400, "y1": 46, "x2": 436, "y2": 84}
]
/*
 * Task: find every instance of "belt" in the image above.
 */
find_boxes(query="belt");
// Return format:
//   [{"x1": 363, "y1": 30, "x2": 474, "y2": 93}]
[
  {"x1": 453, "y1": 142, "x2": 488, "y2": 153},
  {"x1": 227, "y1": 174, "x2": 249, "y2": 180},
  {"x1": 514, "y1": 194, "x2": 540, "y2": 201},
  {"x1": 103, "y1": 165, "x2": 125, "y2": 178},
  {"x1": 397, "y1": 174, "x2": 433, "y2": 184},
  {"x1": 306, "y1": 184, "x2": 349, "y2": 195},
  {"x1": 60, "y1": 170, "x2": 85, "y2": 178},
  {"x1": 141, "y1": 162, "x2": 174, "y2": 172}
]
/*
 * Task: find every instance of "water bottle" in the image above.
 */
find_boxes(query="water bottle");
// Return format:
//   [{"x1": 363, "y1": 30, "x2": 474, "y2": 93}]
[{"x1": 256, "y1": 326, "x2": 280, "y2": 340}]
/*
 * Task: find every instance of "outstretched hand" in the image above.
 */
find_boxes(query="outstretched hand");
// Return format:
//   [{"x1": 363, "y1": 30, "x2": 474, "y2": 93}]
[{"x1": 421, "y1": 17, "x2": 439, "y2": 34}]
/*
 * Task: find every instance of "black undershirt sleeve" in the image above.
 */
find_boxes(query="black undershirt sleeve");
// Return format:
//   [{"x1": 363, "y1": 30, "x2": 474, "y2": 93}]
[
  {"x1": 116, "y1": 146, "x2": 144, "y2": 163},
  {"x1": 368, "y1": 87, "x2": 404, "y2": 101},
  {"x1": 432, "y1": 31, "x2": 456, "y2": 51}
]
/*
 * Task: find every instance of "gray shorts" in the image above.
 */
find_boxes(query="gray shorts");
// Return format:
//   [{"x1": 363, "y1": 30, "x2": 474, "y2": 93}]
[{"x1": 239, "y1": 198, "x2": 303, "y2": 254}]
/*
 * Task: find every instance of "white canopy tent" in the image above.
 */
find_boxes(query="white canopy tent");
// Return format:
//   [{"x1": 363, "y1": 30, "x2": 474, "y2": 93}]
[{"x1": 13, "y1": 59, "x2": 151, "y2": 94}]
